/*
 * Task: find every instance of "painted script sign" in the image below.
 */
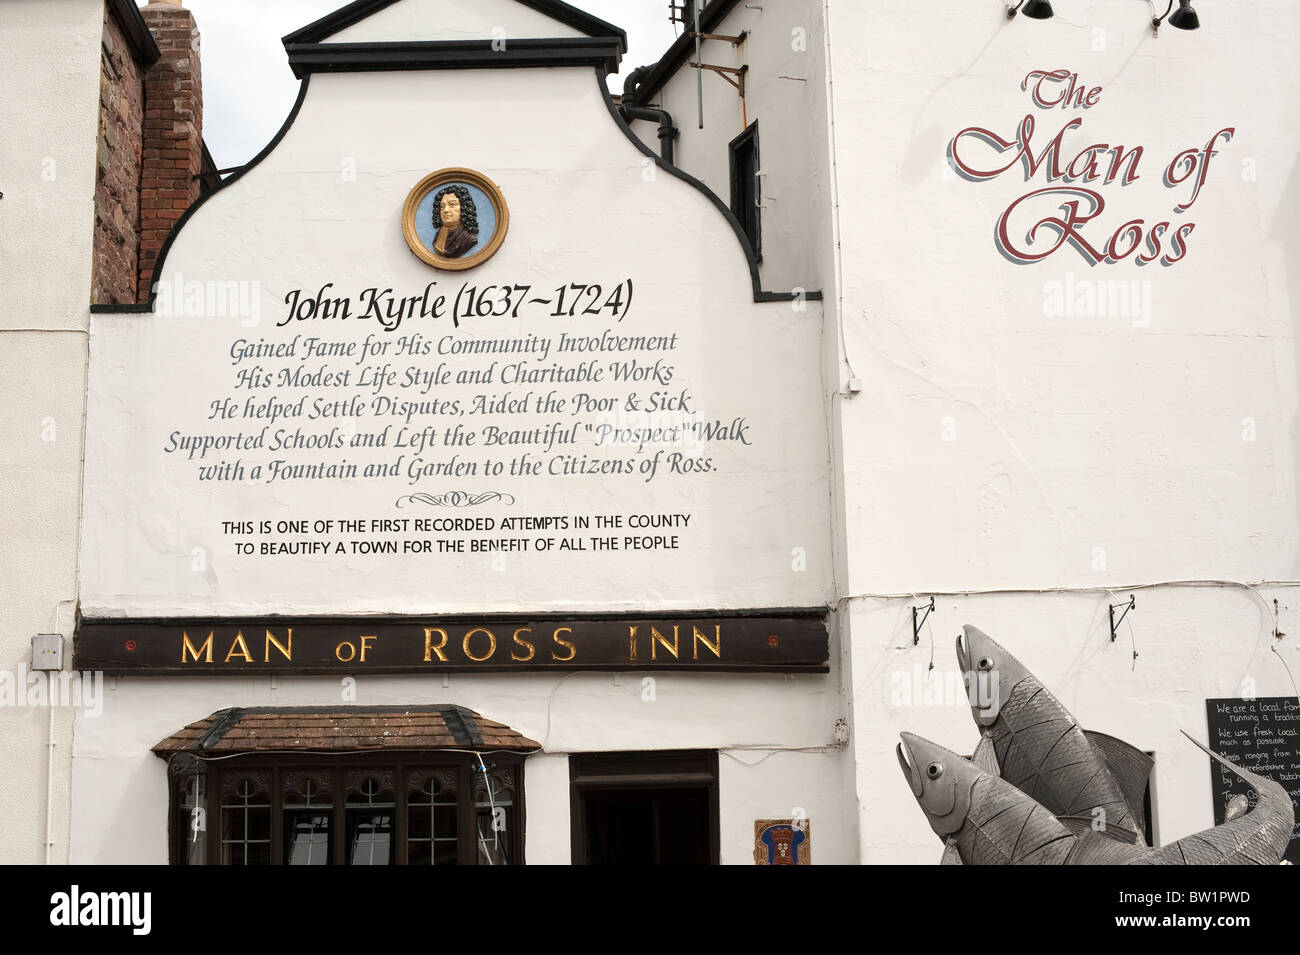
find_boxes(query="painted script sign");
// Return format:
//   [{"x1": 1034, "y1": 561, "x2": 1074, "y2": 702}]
[{"x1": 949, "y1": 68, "x2": 1234, "y2": 266}]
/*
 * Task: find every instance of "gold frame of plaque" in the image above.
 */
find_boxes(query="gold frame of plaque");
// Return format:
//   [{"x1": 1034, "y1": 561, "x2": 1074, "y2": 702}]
[{"x1": 402, "y1": 167, "x2": 510, "y2": 271}]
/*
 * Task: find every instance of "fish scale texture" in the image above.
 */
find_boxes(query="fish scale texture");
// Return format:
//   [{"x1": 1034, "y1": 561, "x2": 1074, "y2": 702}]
[
  {"x1": 1132, "y1": 777, "x2": 1293, "y2": 865},
  {"x1": 992, "y1": 679, "x2": 1140, "y2": 834},
  {"x1": 960, "y1": 777, "x2": 1074, "y2": 864}
]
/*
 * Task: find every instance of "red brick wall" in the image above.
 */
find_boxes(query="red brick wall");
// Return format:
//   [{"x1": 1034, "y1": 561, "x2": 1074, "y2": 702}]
[
  {"x1": 138, "y1": 3, "x2": 203, "y2": 303},
  {"x1": 92, "y1": 6, "x2": 146, "y2": 305}
]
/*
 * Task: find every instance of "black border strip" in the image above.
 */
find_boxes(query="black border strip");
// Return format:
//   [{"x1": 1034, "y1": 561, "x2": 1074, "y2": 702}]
[
  {"x1": 284, "y1": 38, "x2": 623, "y2": 79},
  {"x1": 78, "y1": 607, "x2": 829, "y2": 627},
  {"x1": 598, "y1": 69, "x2": 821, "y2": 304},
  {"x1": 89, "y1": 302, "x2": 152, "y2": 313},
  {"x1": 444, "y1": 706, "x2": 483, "y2": 748},
  {"x1": 283, "y1": 0, "x2": 627, "y2": 51},
  {"x1": 74, "y1": 609, "x2": 831, "y2": 676},
  {"x1": 106, "y1": 0, "x2": 161, "y2": 67},
  {"x1": 630, "y1": 0, "x2": 743, "y2": 104},
  {"x1": 91, "y1": 59, "x2": 820, "y2": 315},
  {"x1": 197, "y1": 707, "x2": 245, "y2": 751}
]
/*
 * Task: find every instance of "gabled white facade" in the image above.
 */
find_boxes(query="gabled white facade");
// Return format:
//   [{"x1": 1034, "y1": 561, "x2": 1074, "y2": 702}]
[{"x1": 630, "y1": 0, "x2": 1300, "y2": 862}]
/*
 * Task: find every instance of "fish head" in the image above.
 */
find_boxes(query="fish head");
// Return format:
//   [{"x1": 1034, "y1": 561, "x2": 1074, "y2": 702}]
[
  {"x1": 956, "y1": 625, "x2": 1027, "y2": 727},
  {"x1": 897, "y1": 732, "x2": 978, "y2": 837}
]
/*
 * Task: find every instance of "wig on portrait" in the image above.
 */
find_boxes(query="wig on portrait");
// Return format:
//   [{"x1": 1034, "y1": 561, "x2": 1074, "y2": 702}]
[{"x1": 432, "y1": 184, "x2": 479, "y2": 258}]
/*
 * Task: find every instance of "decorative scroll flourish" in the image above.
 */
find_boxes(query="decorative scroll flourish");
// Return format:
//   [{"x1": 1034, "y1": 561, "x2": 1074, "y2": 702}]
[{"x1": 395, "y1": 491, "x2": 517, "y2": 509}]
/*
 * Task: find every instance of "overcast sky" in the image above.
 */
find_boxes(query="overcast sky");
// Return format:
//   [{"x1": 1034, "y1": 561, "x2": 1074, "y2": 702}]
[{"x1": 159, "y1": 0, "x2": 681, "y2": 170}]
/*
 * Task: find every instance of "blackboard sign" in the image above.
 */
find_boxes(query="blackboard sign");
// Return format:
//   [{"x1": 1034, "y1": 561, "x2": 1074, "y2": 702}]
[{"x1": 1204, "y1": 696, "x2": 1300, "y2": 863}]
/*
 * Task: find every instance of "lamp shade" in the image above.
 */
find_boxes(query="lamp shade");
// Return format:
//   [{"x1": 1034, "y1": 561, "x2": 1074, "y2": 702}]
[
  {"x1": 1168, "y1": 0, "x2": 1200, "y2": 30},
  {"x1": 1021, "y1": 0, "x2": 1054, "y2": 18}
]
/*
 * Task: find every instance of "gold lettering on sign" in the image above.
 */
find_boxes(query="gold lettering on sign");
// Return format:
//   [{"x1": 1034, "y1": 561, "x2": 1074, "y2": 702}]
[
  {"x1": 359, "y1": 635, "x2": 375, "y2": 662},
  {"x1": 650, "y1": 625, "x2": 679, "y2": 661},
  {"x1": 692, "y1": 625, "x2": 722, "y2": 661},
  {"x1": 224, "y1": 631, "x2": 254, "y2": 663},
  {"x1": 336, "y1": 640, "x2": 356, "y2": 662},
  {"x1": 464, "y1": 628, "x2": 497, "y2": 663},
  {"x1": 628, "y1": 626, "x2": 638, "y2": 662},
  {"x1": 181, "y1": 630, "x2": 214, "y2": 664},
  {"x1": 265, "y1": 629, "x2": 293, "y2": 663},
  {"x1": 424, "y1": 627, "x2": 450, "y2": 662},
  {"x1": 551, "y1": 626, "x2": 577, "y2": 662},
  {"x1": 511, "y1": 628, "x2": 536, "y2": 662}
]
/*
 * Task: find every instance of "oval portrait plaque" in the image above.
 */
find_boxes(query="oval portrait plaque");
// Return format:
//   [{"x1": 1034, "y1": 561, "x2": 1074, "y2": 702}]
[{"x1": 402, "y1": 167, "x2": 510, "y2": 271}]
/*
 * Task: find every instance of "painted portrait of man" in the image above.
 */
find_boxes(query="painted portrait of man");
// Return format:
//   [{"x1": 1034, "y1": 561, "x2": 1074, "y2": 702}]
[
  {"x1": 403, "y1": 168, "x2": 508, "y2": 271},
  {"x1": 431, "y1": 183, "x2": 480, "y2": 258}
]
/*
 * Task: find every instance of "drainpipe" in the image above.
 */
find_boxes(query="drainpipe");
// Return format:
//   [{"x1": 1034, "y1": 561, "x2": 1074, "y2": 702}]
[{"x1": 619, "y1": 65, "x2": 678, "y2": 165}]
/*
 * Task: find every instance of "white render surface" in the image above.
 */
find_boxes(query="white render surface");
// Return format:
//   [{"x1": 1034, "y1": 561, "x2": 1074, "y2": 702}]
[
  {"x1": 828, "y1": 0, "x2": 1300, "y2": 863},
  {"x1": 0, "y1": 0, "x2": 103, "y2": 864},
  {"x1": 43, "y1": 0, "x2": 1300, "y2": 865},
  {"x1": 637, "y1": 0, "x2": 1300, "y2": 863},
  {"x1": 634, "y1": 0, "x2": 830, "y2": 296},
  {"x1": 80, "y1": 66, "x2": 833, "y2": 616},
  {"x1": 69, "y1": 664, "x2": 852, "y2": 864},
  {"x1": 324, "y1": 0, "x2": 588, "y2": 44},
  {"x1": 72, "y1": 0, "x2": 848, "y2": 865}
]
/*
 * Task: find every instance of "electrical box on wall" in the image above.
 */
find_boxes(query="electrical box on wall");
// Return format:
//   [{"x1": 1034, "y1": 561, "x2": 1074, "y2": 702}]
[{"x1": 32, "y1": 634, "x2": 63, "y2": 671}]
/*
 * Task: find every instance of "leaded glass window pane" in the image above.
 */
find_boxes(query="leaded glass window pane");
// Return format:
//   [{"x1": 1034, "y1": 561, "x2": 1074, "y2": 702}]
[
  {"x1": 407, "y1": 774, "x2": 458, "y2": 865},
  {"x1": 220, "y1": 778, "x2": 271, "y2": 866}
]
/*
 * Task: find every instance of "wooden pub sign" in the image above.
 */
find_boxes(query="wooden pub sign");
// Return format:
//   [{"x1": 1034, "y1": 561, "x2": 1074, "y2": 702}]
[{"x1": 74, "y1": 611, "x2": 829, "y2": 675}]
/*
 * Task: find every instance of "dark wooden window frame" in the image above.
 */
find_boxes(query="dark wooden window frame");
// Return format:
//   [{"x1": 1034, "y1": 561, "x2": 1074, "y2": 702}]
[
  {"x1": 728, "y1": 121, "x2": 761, "y2": 261},
  {"x1": 569, "y1": 750, "x2": 720, "y2": 865},
  {"x1": 167, "y1": 751, "x2": 526, "y2": 866}
]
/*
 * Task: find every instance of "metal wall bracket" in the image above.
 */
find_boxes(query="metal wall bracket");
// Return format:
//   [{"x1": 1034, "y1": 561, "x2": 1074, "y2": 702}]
[
  {"x1": 688, "y1": 61, "x2": 748, "y2": 96},
  {"x1": 912, "y1": 597, "x2": 935, "y2": 646},
  {"x1": 1109, "y1": 594, "x2": 1136, "y2": 642},
  {"x1": 687, "y1": 30, "x2": 749, "y2": 45}
]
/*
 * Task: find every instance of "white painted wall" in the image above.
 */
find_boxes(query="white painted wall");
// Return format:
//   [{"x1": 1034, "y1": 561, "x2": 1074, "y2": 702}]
[
  {"x1": 59, "y1": 0, "x2": 1300, "y2": 865},
  {"x1": 74, "y1": 3, "x2": 849, "y2": 864},
  {"x1": 70, "y1": 661, "x2": 852, "y2": 863},
  {"x1": 826, "y1": 0, "x2": 1300, "y2": 862},
  {"x1": 628, "y1": 0, "x2": 830, "y2": 296},
  {"x1": 324, "y1": 0, "x2": 587, "y2": 44},
  {"x1": 0, "y1": 0, "x2": 104, "y2": 865},
  {"x1": 80, "y1": 66, "x2": 833, "y2": 616}
]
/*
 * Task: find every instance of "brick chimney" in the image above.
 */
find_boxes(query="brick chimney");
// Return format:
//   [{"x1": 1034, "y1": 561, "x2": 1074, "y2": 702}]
[
  {"x1": 138, "y1": 1, "x2": 203, "y2": 303},
  {"x1": 92, "y1": 1, "x2": 154, "y2": 305}
]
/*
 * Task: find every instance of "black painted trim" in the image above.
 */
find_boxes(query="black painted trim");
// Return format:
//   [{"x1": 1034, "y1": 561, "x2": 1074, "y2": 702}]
[
  {"x1": 91, "y1": 77, "x2": 312, "y2": 316},
  {"x1": 197, "y1": 140, "x2": 224, "y2": 194},
  {"x1": 106, "y1": 0, "x2": 161, "y2": 67},
  {"x1": 90, "y1": 303, "x2": 152, "y2": 313},
  {"x1": 517, "y1": 0, "x2": 626, "y2": 48},
  {"x1": 598, "y1": 70, "x2": 821, "y2": 305},
  {"x1": 197, "y1": 707, "x2": 245, "y2": 751},
  {"x1": 629, "y1": 0, "x2": 744, "y2": 106},
  {"x1": 79, "y1": 607, "x2": 829, "y2": 627},
  {"x1": 283, "y1": 0, "x2": 627, "y2": 51},
  {"x1": 91, "y1": 63, "x2": 820, "y2": 316},
  {"x1": 444, "y1": 706, "x2": 484, "y2": 748},
  {"x1": 285, "y1": 38, "x2": 623, "y2": 79}
]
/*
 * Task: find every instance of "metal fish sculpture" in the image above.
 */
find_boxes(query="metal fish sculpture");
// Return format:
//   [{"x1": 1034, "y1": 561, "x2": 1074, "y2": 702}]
[
  {"x1": 956, "y1": 625, "x2": 1151, "y2": 845},
  {"x1": 1129, "y1": 732, "x2": 1294, "y2": 866},
  {"x1": 898, "y1": 732, "x2": 1147, "y2": 865}
]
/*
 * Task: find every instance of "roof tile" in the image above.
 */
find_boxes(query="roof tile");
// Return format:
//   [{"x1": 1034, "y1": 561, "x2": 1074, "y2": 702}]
[{"x1": 153, "y1": 707, "x2": 540, "y2": 755}]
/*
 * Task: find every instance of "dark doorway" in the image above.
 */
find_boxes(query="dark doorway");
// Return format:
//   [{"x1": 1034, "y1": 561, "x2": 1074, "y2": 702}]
[{"x1": 571, "y1": 751, "x2": 719, "y2": 865}]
